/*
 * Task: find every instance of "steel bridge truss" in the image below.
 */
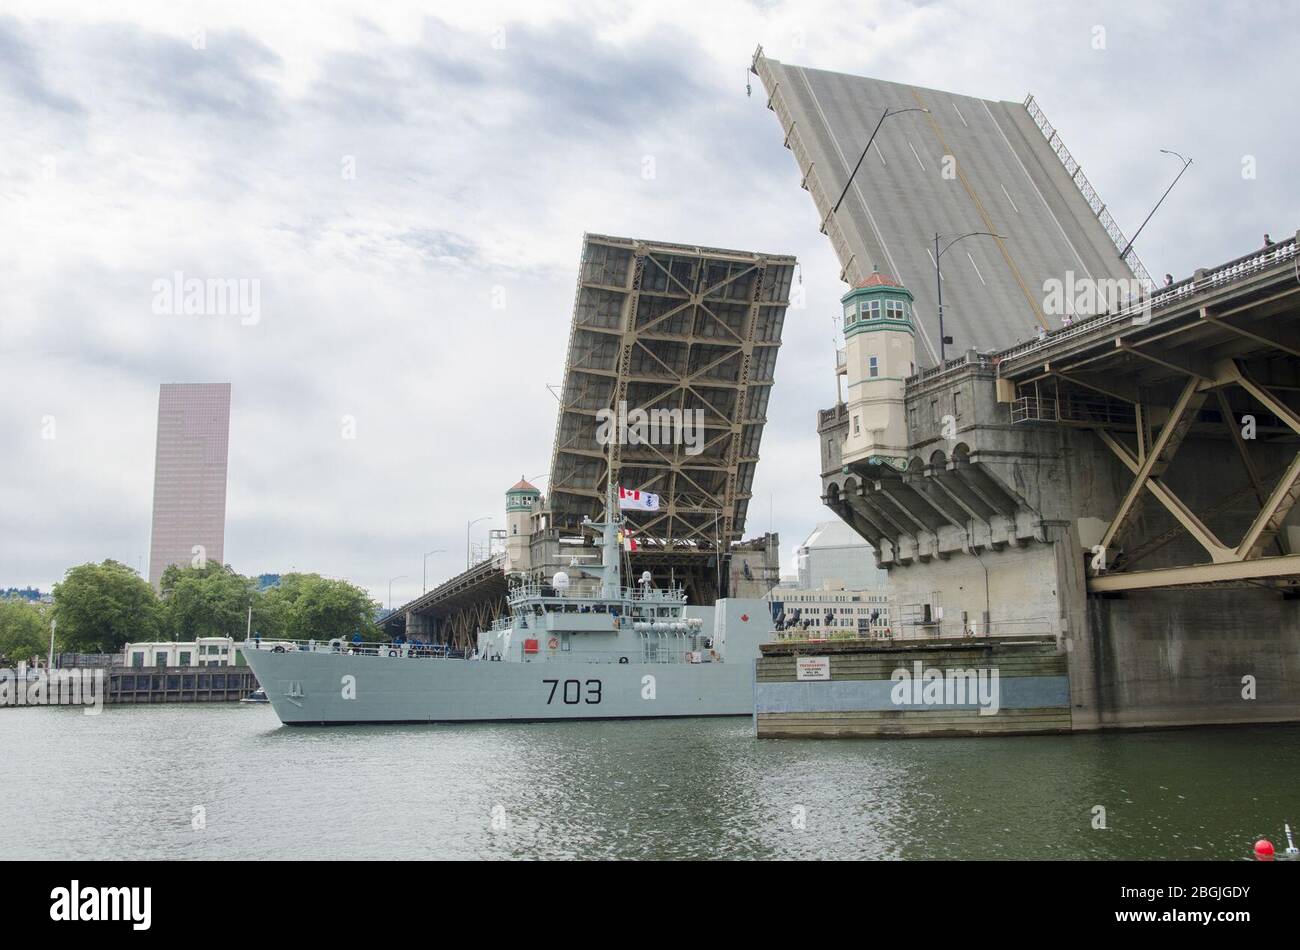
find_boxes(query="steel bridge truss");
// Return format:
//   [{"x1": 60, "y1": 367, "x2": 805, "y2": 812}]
[
  {"x1": 1008, "y1": 262, "x2": 1300, "y2": 592},
  {"x1": 548, "y1": 234, "x2": 796, "y2": 552}
]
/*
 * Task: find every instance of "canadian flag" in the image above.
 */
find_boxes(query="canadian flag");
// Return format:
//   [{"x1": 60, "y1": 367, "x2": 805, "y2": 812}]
[{"x1": 618, "y1": 486, "x2": 660, "y2": 511}]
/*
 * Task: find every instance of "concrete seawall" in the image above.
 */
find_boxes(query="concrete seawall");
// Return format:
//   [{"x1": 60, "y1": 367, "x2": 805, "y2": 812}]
[{"x1": 756, "y1": 636, "x2": 1071, "y2": 738}]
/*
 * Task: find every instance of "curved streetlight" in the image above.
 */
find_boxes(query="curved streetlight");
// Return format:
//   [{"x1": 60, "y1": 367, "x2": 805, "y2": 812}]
[
  {"x1": 831, "y1": 107, "x2": 930, "y2": 215},
  {"x1": 422, "y1": 549, "x2": 446, "y2": 593},
  {"x1": 466, "y1": 517, "x2": 491, "y2": 569},
  {"x1": 1118, "y1": 149, "x2": 1193, "y2": 263},
  {"x1": 387, "y1": 575, "x2": 407, "y2": 611},
  {"x1": 933, "y1": 231, "x2": 1007, "y2": 363}
]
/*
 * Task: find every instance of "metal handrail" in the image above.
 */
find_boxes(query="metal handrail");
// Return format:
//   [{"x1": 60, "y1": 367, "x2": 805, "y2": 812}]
[
  {"x1": 239, "y1": 637, "x2": 714, "y2": 664},
  {"x1": 993, "y1": 238, "x2": 1298, "y2": 369},
  {"x1": 1023, "y1": 94, "x2": 1154, "y2": 291},
  {"x1": 241, "y1": 639, "x2": 468, "y2": 659}
]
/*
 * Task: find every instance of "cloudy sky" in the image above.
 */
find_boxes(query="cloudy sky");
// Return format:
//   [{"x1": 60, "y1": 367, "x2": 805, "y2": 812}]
[{"x1": 3, "y1": 0, "x2": 1295, "y2": 605}]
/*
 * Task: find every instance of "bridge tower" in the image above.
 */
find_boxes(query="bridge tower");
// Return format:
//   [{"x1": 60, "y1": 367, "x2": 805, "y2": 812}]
[
  {"x1": 505, "y1": 477, "x2": 540, "y2": 572},
  {"x1": 841, "y1": 272, "x2": 917, "y2": 471}
]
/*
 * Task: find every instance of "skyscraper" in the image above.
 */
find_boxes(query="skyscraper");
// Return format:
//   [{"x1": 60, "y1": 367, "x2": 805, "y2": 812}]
[{"x1": 147, "y1": 383, "x2": 231, "y2": 588}]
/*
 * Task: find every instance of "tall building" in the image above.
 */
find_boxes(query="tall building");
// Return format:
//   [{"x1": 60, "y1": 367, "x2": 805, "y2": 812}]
[
  {"x1": 795, "y1": 520, "x2": 888, "y2": 591},
  {"x1": 147, "y1": 383, "x2": 231, "y2": 588}
]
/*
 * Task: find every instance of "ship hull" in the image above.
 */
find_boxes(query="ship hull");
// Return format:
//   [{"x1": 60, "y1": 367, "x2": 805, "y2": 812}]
[{"x1": 241, "y1": 648, "x2": 756, "y2": 725}]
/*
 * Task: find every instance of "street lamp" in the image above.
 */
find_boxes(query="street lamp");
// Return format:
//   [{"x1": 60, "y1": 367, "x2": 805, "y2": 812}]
[
  {"x1": 1118, "y1": 149, "x2": 1193, "y2": 264},
  {"x1": 422, "y1": 549, "x2": 445, "y2": 593},
  {"x1": 831, "y1": 107, "x2": 930, "y2": 215},
  {"x1": 933, "y1": 231, "x2": 1007, "y2": 364},
  {"x1": 387, "y1": 575, "x2": 407, "y2": 611},
  {"x1": 466, "y1": 517, "x2": 491, "y2": 569}
]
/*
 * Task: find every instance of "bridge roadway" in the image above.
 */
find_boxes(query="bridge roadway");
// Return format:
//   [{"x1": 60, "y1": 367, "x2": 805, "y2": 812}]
[{"x1": 753, "y1": 47, "x2": 1146, "y2": 363}]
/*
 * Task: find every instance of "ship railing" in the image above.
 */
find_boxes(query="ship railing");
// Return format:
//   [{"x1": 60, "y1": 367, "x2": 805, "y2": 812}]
[
  {"x1": 506, "y1": 586, "x2": 689, "y2": 608},
  {"x1": 241, "y1": 639, "x2": 469, "y2": 659},
  {"x1": 519, "y1": 647, "x2": 718, "y2": 665}
]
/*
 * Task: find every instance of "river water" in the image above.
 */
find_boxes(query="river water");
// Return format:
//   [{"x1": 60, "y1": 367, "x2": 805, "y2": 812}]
[{"x1": 2, "y1": 705, "x2": 1295, "y2": 860}]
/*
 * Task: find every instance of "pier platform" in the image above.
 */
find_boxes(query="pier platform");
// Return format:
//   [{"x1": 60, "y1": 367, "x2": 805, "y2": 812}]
[{"x1": 756, "y1": 635, "x2": 1070, "y2": 738}]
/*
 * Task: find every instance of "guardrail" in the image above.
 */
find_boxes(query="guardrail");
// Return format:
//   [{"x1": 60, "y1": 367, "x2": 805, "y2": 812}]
[
  {"x1": 992, "y1": 237, "x2": 1298, "y2": 371},
  {"x1": 907, "y1": 352, "x2": 994, "y2": 391}
]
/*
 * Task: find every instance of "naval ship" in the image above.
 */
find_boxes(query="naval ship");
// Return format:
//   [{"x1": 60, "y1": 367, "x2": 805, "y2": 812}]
[{"x1": 240, "y1": 485, "x2": 774, "y2": 725}]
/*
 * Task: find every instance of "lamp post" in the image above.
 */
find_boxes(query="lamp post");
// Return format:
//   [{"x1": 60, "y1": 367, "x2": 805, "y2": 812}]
[
  {"x1": 831, "y1": 107, "x2": 930, "y2": 215},
  {"x1": 387, "y1": 575, "x2": 407, "y2": 611},
  {"x1": 933, "y1": 231, "x2": 1007, "y2": 364},
  {"x1": 423, "y1": 549, "x2": 446, "y2": 593},
  {"x1": 1118, "y1": 149, "x2": 1193, "y2": 264},
  {"x1": 466, "y1": 517, "x2": 491, "y2": 569}
]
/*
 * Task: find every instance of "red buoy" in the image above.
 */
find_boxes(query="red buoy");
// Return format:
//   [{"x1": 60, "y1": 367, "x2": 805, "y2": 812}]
[{"x1": 1254, "y1": 839, "x2": 1275, "y2": 859}]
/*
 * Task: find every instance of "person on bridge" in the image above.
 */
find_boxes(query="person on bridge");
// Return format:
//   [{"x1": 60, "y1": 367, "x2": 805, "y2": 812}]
[
  {"x1": 1164, "y1": 273, "x2": 1174, "y2": 287},
  {"x1": 1036, "y1": 325, "x2": 1047, "y2": 342},
  {"x1": 1264, "y1": 233, "x2": 1274, "y2": 246}
]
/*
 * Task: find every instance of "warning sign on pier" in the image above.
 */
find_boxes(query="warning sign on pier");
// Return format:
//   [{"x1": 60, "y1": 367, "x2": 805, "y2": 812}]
[{"x1": 796, "y1": 657, "x2": 830, "y2": 681}]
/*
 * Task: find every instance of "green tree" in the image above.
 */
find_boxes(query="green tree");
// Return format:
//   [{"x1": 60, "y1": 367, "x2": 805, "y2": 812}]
[
  {"x1": 159, "y1": 562, "x2": 256, "y2": 640},
  {"x1": 255, "y1": 573, "x2": 380, "y2": 642},
  {"x1": 52, "y1": 560, "x2": 161, "y2": 652},
  {"x1": 0, "y1": 599, "x2": 51, "y2": 664}
]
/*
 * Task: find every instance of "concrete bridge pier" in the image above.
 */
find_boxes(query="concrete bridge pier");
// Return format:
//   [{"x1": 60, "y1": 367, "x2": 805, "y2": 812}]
[{"x1": 812, "y1": 242, "x2": 1300, "y2": 733}]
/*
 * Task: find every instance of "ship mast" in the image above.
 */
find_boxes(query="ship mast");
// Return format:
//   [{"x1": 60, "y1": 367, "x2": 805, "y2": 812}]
[
  {"x1": 579, "y1": 454, "x2": 624, "y2": 599},
  {"x1": 599, "y1": 464, "x2": 622, "y2": 598}
]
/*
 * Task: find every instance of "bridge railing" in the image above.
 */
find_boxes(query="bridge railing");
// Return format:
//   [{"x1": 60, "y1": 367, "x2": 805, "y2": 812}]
[
  {"x1": 991, "y1": 237, "x2": 1298, "y2": 371},
  {"x1": 1023, "y1": 94, "x2": 1154, "y2": 292},
  {"x1": 905, "y1": 353, "x2": 993, "y2": 393}
]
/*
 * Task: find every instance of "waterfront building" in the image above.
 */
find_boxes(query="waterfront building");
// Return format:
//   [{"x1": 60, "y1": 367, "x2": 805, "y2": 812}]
[
  {"x1": 123, "y1": 637, "x2": 239, "y2": 668},
  {"x1": 147, "y1": 383, "x2": 232, "y2": 589},
  {"x1": 765, "y1": 582, "x2": 893, "y2": 639},
  {"x1": 795, "y1": 520, "x2": 888, "y2": 591}
]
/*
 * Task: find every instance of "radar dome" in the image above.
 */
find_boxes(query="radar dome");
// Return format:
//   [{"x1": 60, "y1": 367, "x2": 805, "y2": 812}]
[{"x1": 552, "y1": 571, "x2": 570, "y2": 591}]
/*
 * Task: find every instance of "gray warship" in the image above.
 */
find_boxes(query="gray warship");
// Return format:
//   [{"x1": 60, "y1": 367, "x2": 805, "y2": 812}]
[{"x1": 240, "y1": 484, "x2": 773, "y2": 725}]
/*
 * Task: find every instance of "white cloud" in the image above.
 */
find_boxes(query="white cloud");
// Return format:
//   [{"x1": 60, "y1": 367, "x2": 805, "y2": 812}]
[{"x1": 2, "y1": 1, "x2": 1295, "y2": 604}]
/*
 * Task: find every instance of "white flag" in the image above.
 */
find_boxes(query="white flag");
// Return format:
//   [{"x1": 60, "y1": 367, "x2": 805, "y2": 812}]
[{"x1": 618, "y1": 487, "x2": 660, "y2": 511}]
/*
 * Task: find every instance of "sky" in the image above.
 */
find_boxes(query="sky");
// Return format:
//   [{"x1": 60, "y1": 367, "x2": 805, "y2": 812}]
[{"x1": 2, "y1": 0, "x2": 1296, "y2": 606}]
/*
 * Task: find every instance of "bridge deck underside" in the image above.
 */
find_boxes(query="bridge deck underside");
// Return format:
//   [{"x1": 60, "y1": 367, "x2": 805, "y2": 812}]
[
  {"x1": 548, "y1": 234, "x2": 795, "y2": 555},
  {"x1": 1004, "y1": 261, "x2": 1300, "y2": 591},
  {"x1": 383, "y1": 560, "x2": 509, "y2": 650}
]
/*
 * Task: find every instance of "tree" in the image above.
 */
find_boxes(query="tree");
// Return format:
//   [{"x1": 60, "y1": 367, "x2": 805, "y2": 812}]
[
  {"x1": 255, "y1": 573, "x2": 380, "y2": 642},
  {"x1": 0, "y1": 599, "x2": 50, "y2": 664},
  {"x1": 159, "y1": 562, "x2": 255, "y2": 640},
  {"x1": 52, "y1": 560, "x2": 161, "y2": 652}
]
